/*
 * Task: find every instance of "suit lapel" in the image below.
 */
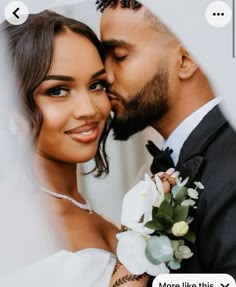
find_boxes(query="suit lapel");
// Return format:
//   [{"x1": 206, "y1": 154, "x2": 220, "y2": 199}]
[{"x1": 176, "y1": 106, "x2": 228, "y2": 184}]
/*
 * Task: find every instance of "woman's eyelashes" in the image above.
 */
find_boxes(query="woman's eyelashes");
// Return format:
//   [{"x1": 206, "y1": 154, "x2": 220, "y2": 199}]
[
  {"x1": 89, "y1": 80, "x2": 108, "y2": 92},
  {"x1": 44, "y1": 80, "x2": 108, "y2": 97},
  {"x1": 46, "y1": 86, "x2": 70, "y2": 97}
]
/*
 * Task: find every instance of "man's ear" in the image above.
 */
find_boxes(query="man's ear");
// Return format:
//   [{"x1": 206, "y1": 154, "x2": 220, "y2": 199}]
[{"x1": 177, "y1": 44, "x2": 199, "y2": 80}]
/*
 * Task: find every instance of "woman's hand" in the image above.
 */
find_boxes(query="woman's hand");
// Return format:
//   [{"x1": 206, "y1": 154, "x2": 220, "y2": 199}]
[{"x1": 152, "y1": 168, "x2": 179, "y2": 194}]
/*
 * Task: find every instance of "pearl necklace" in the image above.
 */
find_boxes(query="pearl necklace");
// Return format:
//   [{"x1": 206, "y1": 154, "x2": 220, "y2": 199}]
[{"x1": 39, "y1": 185, "x2": 93, "y2": 214}]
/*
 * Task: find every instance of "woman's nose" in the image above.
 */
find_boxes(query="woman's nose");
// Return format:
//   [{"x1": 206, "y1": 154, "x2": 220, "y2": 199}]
[{"x1": 73, "y1": 93, "x2": 97, "y2": 119}]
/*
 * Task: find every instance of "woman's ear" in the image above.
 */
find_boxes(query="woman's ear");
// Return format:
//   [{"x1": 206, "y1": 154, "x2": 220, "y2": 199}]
[{"x1": 177, "y1": 44, "x2": 199, "y2": 80}]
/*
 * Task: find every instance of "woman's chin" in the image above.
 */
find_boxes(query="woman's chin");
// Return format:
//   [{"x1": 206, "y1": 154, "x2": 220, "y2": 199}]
[{"x1": 71, "y1": 149, "x2": 98, "y2": 164}]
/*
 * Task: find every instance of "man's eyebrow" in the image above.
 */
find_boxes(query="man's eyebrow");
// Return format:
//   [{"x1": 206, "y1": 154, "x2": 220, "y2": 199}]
[
  {"x1": 44, "y1": 75, "x2": 74, "y2": 82},
  {"x1": 102, "y1": 39, "x2": 132, "y2": 49}
]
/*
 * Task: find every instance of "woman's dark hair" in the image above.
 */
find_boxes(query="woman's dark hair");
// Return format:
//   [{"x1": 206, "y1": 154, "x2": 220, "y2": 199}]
[{"x1": 2, "y1": 10, "x2": 110, "y2": 177}]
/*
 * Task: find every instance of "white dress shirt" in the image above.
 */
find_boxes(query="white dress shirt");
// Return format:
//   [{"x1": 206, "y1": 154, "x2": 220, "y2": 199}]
[{"x1": 163, "y1": 98, "x2": 221, "y2": 165}]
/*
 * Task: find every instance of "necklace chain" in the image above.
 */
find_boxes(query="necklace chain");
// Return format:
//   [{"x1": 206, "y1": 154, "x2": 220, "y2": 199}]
[{"x1": 39, "y1": 185, "x2": 93, "y2": 214}]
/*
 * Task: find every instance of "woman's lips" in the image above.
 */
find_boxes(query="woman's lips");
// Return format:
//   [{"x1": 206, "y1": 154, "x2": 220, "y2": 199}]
[{"x1": 66, "y1": 123, "x2": 99, "y2": 143}]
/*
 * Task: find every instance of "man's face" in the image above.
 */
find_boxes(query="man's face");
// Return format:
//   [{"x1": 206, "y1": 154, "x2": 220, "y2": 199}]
[{"x1": 100, "y1": 6, "x2": 174, "y2": 140}]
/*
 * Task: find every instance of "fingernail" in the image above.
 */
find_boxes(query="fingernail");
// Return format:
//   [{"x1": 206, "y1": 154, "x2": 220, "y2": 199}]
[
  {"x1": 166, "y1": 168, "x2": 175, "y2": 175},
  {"x1": 171, "y1": 171, "x2": 180, "y2": 178},
  {"x1": 157, "y1": 172, "x2": 164, "y2": 176}
]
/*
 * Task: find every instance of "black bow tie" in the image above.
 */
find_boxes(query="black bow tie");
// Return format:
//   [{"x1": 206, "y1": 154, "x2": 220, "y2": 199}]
[
  {"x1": 146, "y1": 140, "x2": 204, "y2": 186},
  {"x1": 146, "y1": 140, "x2": 175, "y2": 174}
]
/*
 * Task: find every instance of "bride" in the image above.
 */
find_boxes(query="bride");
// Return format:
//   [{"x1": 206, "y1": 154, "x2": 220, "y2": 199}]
[{"x1": 0, "y1": 10, "x2": 149, "y2": 287}]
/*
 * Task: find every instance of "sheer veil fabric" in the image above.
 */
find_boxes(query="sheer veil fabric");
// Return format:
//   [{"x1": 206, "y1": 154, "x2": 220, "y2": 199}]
[
  {"x1": 0, "y1": 0, "x2": 235, "y2": 284},
  {"x1": 0, "y1": 31, "x2": 63, "y2": 277},
  {"x1": 0, "y1": 16, "x2": 117, "y2": 286}
]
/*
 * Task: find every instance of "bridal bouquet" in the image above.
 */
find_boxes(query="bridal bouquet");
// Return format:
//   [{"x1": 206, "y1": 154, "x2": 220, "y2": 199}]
[{"x1": 117, "y1": 170, "x2": 204, "y2": 276}]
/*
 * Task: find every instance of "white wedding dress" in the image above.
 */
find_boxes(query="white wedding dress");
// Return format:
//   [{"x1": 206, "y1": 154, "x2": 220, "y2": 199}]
[{"x1": 0, "y1": 248, "x2": 116, "y2": 287}]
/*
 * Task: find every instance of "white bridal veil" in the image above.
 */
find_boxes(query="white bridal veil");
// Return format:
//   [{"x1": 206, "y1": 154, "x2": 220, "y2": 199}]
[{"x1": 0, "y1": 0, "x2": 235, "y2": 280}]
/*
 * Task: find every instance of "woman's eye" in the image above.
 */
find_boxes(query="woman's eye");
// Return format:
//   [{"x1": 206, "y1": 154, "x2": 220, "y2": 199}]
[
  {"x1": 46, "y1": 87, "x2": 69, "y2": 97},
  {"x1": 89, "y1": 81, "x2": 108, "y2": 91}
]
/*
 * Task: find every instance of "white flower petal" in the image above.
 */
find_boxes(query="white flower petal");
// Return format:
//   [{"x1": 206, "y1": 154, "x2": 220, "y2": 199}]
[
  {"x1": 121, "y1": 174, "x2": 158, "y2": 234},
  {"x1": 117, "y1": 231, "x2": 149, "y2": 275},
  {"x1": 146, "y1": 262, "x2": 170, "y2": 276},
  {"x1": 117, "y1": 231, "x2": 169, "y2": 276},
  {"x1": 121, "y1": 179, "x2": 154, "y2": 232},
  {"x1": 153, "y1": 174, "x2": 165, "y2": 207}
]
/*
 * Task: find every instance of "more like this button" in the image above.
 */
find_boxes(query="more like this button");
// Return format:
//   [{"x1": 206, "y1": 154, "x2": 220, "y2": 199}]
[
  {"x1": 5, "y1": 1, "x2": 29, "y2": 25},
  {"x1": 153, "y1": 274, "x2": 236, "y2": 287}
]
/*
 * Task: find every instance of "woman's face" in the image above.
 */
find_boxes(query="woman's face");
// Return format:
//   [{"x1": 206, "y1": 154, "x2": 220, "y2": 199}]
[{"x1": 34, "y1": 29, "x2": 111, "y2": 163}]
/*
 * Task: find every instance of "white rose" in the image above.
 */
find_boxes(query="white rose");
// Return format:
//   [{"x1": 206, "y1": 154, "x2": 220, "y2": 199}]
[{"x1": 172, "y1": 221, "x2": 189, "y2": 237}]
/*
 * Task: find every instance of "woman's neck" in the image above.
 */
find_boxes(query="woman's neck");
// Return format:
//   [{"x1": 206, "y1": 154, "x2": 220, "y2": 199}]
[{"x1": 34, "y1": 153, "x2": 78, "y2": 197}]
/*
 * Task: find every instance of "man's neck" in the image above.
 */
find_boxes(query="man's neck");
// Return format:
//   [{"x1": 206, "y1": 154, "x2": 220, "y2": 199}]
[
  {"x1": 162, "y1": 97, "x2": 221, "y2": 165},
  {"x1": 153, "y1": 95, "x2": 215, "y2": 139}
]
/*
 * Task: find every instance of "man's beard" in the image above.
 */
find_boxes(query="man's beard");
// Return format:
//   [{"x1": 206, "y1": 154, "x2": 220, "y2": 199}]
[{"x1": 111, "y1": 67, "x2": 169, "y2": 141}]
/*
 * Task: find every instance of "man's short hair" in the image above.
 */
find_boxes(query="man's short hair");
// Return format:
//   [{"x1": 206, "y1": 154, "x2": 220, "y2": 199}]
[
  {"x1": 96, "y1": 0, "x2": 175, "y2": 39},
  {"x1": 96, "y1": 0, "x2": 142, "y2": 12}
]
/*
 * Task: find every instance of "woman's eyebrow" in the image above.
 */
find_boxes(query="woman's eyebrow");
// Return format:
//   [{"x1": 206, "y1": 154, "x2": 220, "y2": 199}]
[
  {"x1": 91, "y1": 68, "x2": 106, "y2": 79},
  {"x1": 43, "y1": 75, "x2": 74, "y2": 82},
  {"x1": 43, "y1": 69, "x2": 105, "y2": 82}
]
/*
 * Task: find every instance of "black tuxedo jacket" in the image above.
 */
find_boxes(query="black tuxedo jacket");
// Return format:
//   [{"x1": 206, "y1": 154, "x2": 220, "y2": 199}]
[{"x1": 172, "y1": 106, "x2": 236, "y2": 277}]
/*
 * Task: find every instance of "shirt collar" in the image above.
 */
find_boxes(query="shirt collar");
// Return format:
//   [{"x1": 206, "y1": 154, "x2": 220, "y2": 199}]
[{"x1": 163, "y1": 97, "x2": 221, "y2": 165}]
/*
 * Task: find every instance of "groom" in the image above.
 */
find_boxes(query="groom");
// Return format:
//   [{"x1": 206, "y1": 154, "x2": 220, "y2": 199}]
[{"x1": 96, "y1": 0, "x2": 236, "y2": 278}]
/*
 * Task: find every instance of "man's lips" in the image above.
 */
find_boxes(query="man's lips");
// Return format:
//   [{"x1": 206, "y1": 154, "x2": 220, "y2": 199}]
[
  {"x1": 107, "y1": 93, "x2": 122, "y2": 109},
  {"x1": 108, "y1": 93, "x2": 118, "y2": 100},
  {"x1": 65, "y1": 122, "x2": 99, "y2": 143}
]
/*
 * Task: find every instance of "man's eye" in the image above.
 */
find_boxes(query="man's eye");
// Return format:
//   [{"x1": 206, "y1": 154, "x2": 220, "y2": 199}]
[
  {"x1": 89, "y1": 81, "x2": 108, "y2": 91},
  {"x1": 46, "y1": 87, "x2": 70, "y2": 97},
  {"x1": 113, "y1": 48, "x2": 128, "y2": 62},
  {"x1": 114, "y1": 55, "x2": 127, "y2": 62}
]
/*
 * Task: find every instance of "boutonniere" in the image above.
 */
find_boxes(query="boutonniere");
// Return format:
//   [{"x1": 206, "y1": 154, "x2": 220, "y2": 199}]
[{"x1": 116, "y1": 169, "x2": 204, "y2": 276}]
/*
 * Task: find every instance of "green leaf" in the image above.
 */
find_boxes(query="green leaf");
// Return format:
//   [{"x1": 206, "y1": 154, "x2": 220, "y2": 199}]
[
  {"x1": 183, "y1": 231, "x2": 196, "y2": 243},
  {"x1": 173, "y1": 206, "x2": 189, "y2": 222},
  {"x1": 156, "y1": 213, "x2": 174, "y2": 230},
  {"x1": 174, "y1": 187, "x2": 188, "y2": 201},
  {"x1": 171, "y1": 185, "x2": 182, "y2": 198},
  {"x1": 165, "y1": 193, "x2": 171, "y2": 203},
  {"x1": 145, "y1": 220, "x2": 162, "y2": 230},
  {"x1": 159, "y1": 200, "x2": 174, "y2": 218},
  {"x1": 152, "y1": 206, "x2": 159, "y2": 220},
  {"x1": 181, "y1": 199, "x2": 196, "y2": 207}
]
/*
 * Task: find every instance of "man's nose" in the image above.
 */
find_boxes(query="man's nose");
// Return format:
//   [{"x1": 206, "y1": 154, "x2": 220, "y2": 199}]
[{"x1": 104, "y1": 58, "x2": 115, "y2": 85}]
